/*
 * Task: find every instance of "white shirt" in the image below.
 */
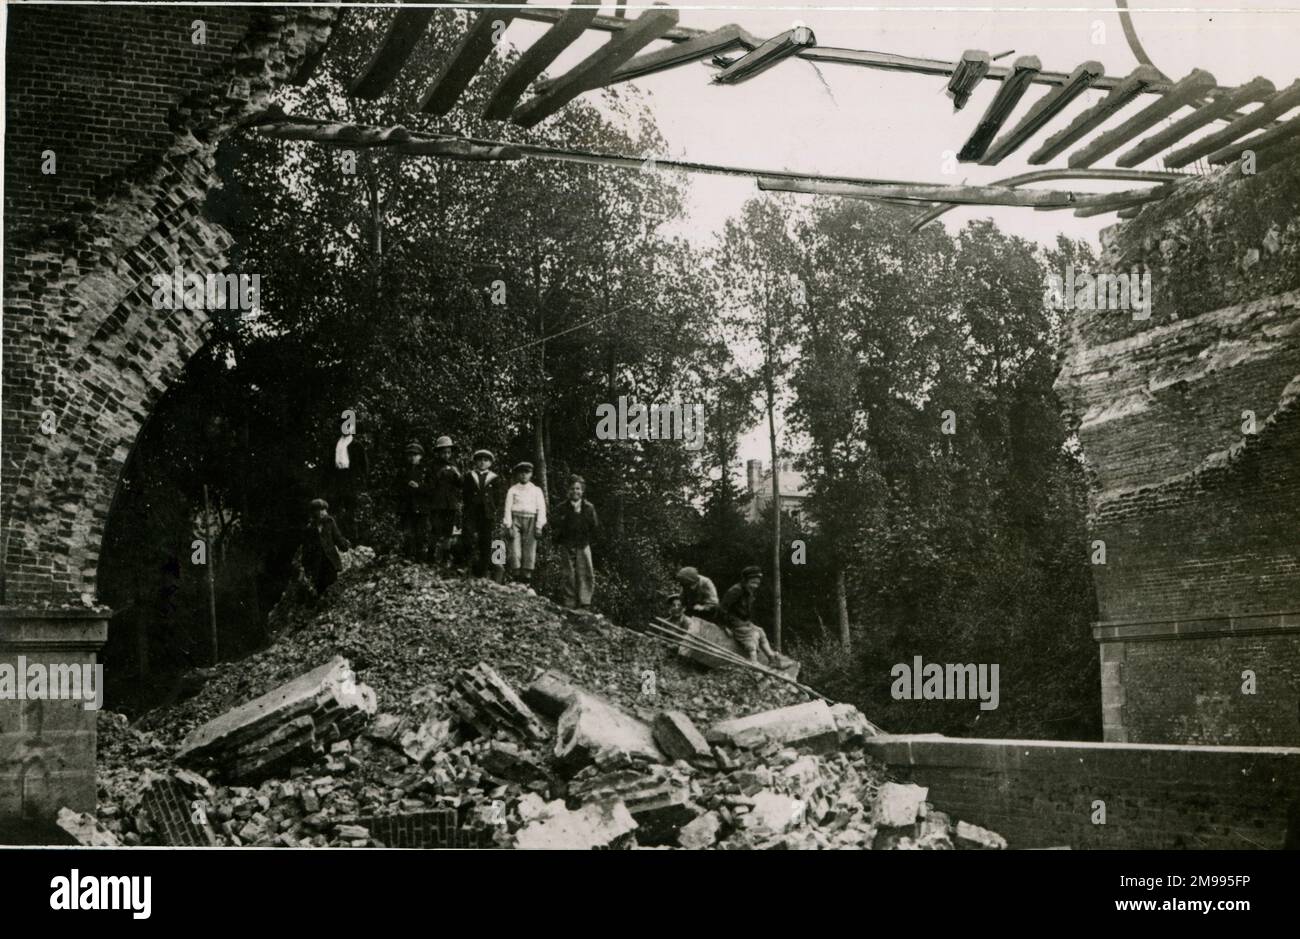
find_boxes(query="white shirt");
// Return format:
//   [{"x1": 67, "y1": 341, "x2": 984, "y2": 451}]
[{"x1": 503, "y1": 482, "x2": 547, "y2": 530}]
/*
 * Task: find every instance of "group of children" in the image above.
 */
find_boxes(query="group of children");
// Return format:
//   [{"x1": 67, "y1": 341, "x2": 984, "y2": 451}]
[
  {"x1": 389, "y1": 438, "x2": 601, "y2": 609},
  {"x1": 301, "y1": 437, "x2": 781, "y2": 659}
]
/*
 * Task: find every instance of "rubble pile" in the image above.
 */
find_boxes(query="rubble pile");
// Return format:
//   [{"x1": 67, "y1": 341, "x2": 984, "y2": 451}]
[
  {"x1": 156, "y1": 556, "x2": 806, "y2": 738},
  {"x1": 93, "y1": 555, "x2": 1007, "y2": 849}
]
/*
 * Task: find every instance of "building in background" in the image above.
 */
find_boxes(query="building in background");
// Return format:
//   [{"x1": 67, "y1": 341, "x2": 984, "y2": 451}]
[{"x1": 745, "y1": 459, "x2": 810, "y2": 526}]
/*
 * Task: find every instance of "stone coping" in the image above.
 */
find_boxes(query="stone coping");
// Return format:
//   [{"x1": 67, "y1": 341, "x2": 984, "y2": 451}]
[
  {"x1": 1092, "y1": 610, "x2": 1300, "y2": 642},
  {"x1": 0, "y1": 606, "x2": 109, "y2": 650},
  {"x1": 863, "y1": 734, "x2": 1300, "y2": 774}
]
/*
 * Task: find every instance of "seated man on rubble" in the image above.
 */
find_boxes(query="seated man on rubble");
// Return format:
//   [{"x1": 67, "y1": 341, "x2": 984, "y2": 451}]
[
  {"x1": 719, "y1": 565, "x2": 786, "y2": 667},
  {"x1": 675, "y1": 567, "x2": 720, "y2": 622},
  {"x1": 662, "y1": 591, "x2": 693, "y2": 635}
]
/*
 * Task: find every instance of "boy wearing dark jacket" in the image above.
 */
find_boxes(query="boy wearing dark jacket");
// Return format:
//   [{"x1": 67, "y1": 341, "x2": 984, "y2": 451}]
[
  {"x1": 397, "y1": 441, "x2": 431, "y2": 561},
  {"x1": 462, "y1": 449, "x2": 504, "y2": 580},
  {"x1": 551, "y1": 475, "x2": 600, "y2": 608},
  {"x1": 303, "y1": 498, "x2": 351, "y2": 596},
  {"x1": 429, "y1": 435, "x2": 462, "y2": 568},
  {"x1": 719, "y1": 565, "x2": 782, "y2": 665}
]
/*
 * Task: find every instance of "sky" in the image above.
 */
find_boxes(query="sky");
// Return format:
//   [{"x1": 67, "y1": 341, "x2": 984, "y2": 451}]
[{"x1": 492, "y1": 2, "x2": 1300, "y2": 463}]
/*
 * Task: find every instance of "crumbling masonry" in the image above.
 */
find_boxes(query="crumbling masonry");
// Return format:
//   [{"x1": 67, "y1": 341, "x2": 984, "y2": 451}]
[
  {"x1": 1056, "y1": 149, "x2": 1300, "y2": 746},
  {"x1": 3, "y1": 3, "x2": 1298, "y2": 841},
  {"x1": 2, "y1": 4, "x2": 339, "y2": 823}
]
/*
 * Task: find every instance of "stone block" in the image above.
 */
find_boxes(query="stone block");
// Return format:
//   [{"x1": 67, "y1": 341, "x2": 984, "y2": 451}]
[
  {"x1": 652, "y1": 710, "x2": 711, "y2": 762},
  {"x1": 707, "y1": 700, "x2": 839, "y2": 754},
  {"x1": 554, "y1": 695, "x2": 664, "y2": 774}
]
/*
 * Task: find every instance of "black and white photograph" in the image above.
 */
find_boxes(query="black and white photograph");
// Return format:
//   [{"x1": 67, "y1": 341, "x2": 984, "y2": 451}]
[{"x1": 1, "y1": 0, "x2": 1298, "y2": 918}]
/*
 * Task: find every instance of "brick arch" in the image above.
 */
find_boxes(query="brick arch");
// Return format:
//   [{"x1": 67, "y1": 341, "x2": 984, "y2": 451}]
[{"x1": 2, "y1": 5, "x2": 339, "y2": 607}]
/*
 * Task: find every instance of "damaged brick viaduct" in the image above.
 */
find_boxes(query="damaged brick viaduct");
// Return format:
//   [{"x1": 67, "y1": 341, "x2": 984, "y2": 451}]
[
  {"x1": 2, "y1": 4, "x2": 1297, "y2": 846},
  {"x1": 2, "y1": 3, "x2": 339, "y2": 824}
]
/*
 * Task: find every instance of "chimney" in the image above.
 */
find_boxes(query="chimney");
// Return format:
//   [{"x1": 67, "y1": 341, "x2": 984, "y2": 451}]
[{"x1": 746, "y1": 459, "x2": 763, "y2": 494}]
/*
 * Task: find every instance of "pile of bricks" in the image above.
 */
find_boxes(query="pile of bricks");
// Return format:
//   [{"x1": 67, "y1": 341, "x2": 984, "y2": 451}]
[{"x1": 175, "y1": 656, "x2": 377, "y2": 783}]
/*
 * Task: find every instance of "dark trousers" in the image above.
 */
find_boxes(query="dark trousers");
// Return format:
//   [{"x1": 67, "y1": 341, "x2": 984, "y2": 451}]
[
  {"x1": 310, "y1": 559, "x2": 338, "y2": 595},
  {"x1": 400, "y1": 513, "x2": 430, "y2": 560},
  {"x1": 332, "y1": 490, "x2": 360, "y2": 540},
  {"x1": 430, "y1": 510, "x2": 457, "y2": 564},
  {"x1": 465, "y1": 514, "x2": 496, "y2": 578}
]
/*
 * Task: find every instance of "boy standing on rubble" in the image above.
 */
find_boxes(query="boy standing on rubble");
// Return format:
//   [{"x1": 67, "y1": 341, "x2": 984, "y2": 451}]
[
  {"x1": 719, "y1": 565, "x2": 784, "y2": 666},
  {"x1": 502, "y1": 461, "x2": 547, "y2": 585},
  {"x1": 551, "y1": 475, "x2": 599, "y2": 608},
  {"x1": 428, "y1": 435, "x2": 462, "y2": 569},
  {"x1": 462, "y1": 449, "x2": 504, "y2": 580},
  {"x1": 396, "y1": 441, "x2": 431, "y2": 561},
  {"x1": 303, "y1": 498, "x2": 350, "y2": 598}
]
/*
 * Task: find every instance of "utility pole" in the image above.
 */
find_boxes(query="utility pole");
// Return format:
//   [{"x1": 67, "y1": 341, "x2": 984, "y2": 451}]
[
  {"x1": 763, "y1": 272, "x2": 782, "y2": 652},
  {"x1": 203, "y1": 484, "x2": 218, "y2": 665}
]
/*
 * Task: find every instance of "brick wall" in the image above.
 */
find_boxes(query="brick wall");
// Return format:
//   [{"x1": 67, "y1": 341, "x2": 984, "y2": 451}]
[
  {"x1": 865, "y1": 734, "x2": 1300, "y2": 849},
  {"x1": 1056, "y1": 149, "x2": 1300, "y2": 745},
  {"x1": 2, "y1": 4, "x2": 338, "y2": 607},
  {"x1": 1097, "y1": 620, "x2": 1300, "y2": 746},
  {"x1": 1, "y1": 4, "x2": 338, "y2": 829},
  {"x1": 349, "y1": 810, "x2": 495, "y2": 849}
]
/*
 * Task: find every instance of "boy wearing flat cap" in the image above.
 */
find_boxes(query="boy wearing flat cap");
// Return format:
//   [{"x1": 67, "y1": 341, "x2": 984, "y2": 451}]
[
  {"x1": 462, "y1": 449, "x2": 504, "y2": 579},
  {"x1": 397, "y1": 441, "x2": 431, "y2": 561},
  {"x1": 429, "y1": 435, "x2": 462, "y2": 569},
  {"x1": 675, "y1": 566, "x2": 720, "y2": 622},
  {"x1": 502, "y1": 461, "x2": 547, "y2": 584},
  {"x1": 303, "y1": 498, "x2": 350, "y2": 597},
  {"x1": 719, "y1": 565, "x2": 783, "y2": 665}
]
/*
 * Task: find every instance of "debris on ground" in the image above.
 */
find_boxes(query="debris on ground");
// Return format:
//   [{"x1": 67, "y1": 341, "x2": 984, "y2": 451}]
[
  {"x1": 873, "y1": 782, "x2": 929, "y2": 827},
  {"x1": 56, "y1": 807, "x2": 121, "y2": 846},
  {"x1": 554, "y1": 693, "x2": 664, "y2": 774},
  {"x1": 707, "y1": 700, "x2": 842, "y2": 754},
  {"x1": 175, "y1": 656, "x2": 377, "y2": 783},
  {"x1": 95, "y1": 555, "x2": 1007, "y2": 849},
  {"x1": 652, "y1": 710, "x2": 711, "y2": 762},
  {"x1": 450, "y1": 662, "x2": 548, "y2": 743}
]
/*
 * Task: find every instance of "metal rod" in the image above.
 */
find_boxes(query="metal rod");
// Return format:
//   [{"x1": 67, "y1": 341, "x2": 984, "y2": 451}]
[
  {"x1": 907, "y1": 167, "x2": 1188, "y2": 231},
  {"x1": 646, "y1": 617, "x2": 750, "y2": 665},
  {"x1": 759, "y1": 175, "x2": 1165, "y2": 209},
  {"x1": 253, "y1": 118, "x2": 1182, "y2": 199}
]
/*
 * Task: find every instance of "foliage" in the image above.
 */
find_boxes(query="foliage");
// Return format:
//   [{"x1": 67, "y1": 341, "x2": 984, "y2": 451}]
[{"x1": 101, "y1": 9, "x2": 1101, "y2": 738}]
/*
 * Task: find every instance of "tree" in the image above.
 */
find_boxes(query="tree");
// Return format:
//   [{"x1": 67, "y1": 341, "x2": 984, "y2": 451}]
[{"x1": 711, "y1": 198, "x2": 806, "y2": 650}]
